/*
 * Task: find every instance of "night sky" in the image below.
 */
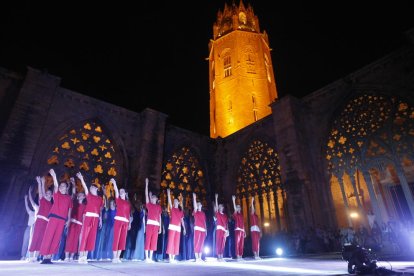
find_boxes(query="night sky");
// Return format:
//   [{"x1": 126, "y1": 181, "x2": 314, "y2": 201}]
[{"x1": 0, "y1": 1, "x2": 413, "y2": 136}]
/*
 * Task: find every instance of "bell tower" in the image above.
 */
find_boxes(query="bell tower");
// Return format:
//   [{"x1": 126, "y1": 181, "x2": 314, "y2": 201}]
[{"x1": 209, "y1": 0, "x2": 278, "y2": 138}]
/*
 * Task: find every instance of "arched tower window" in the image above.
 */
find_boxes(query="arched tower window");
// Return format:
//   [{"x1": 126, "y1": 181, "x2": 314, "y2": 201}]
[
  {"x1": 236, "y1": 140, "x2": 284, "y2": 234},
  {"x1": 212, "y1": 60, "x2": 215, "y2": 90},
  {"x1": 264, "y1": 54, "x2": 272, "y2": 83},
  {"x1": 161, "y1": 147, "x2": 207, "y2": 209},
  {"x1": 46, "y1": 120, "x2": 120, "y2": 199},
  {"x1": 244, "y1": 46, "x2": 256, "y2": 74},
  {"x1": 326, "y1": 93, "x2": 414, "y2": 228},
  {"x1": 224, "y1": 55, "x2": 232, "y2": 78}
]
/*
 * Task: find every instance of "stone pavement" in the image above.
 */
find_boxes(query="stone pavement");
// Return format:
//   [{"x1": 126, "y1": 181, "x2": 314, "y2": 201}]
[{"x1": 1, "y1": 255, "x2": 413, "y2": 276}]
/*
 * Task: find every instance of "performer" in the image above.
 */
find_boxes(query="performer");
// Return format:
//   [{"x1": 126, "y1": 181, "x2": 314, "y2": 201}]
[
  {"x1": 214, "y1": 193, "x2": 228, "y2": 262},
  {"x1": 27, "y1": 176, "x2": 53, "y2": 262},
  {"x1": 39, "y1": 169, "x2": 72, "y2": 264},
  {"x1": 111, "y1": 178, "x2": 132, "y2": 263},
  {"x1": 165, "y1": 189, "x2": 186, "y2": 263},
  {"x1": 192, "y1": 192, "x2": 207, "y2": 262},
  {"x1": 100, "y1": 198, "x2": 116, "y2": 260},
  {"x1": 250, "y1": 196, "x2": 261, "y2": 260},
  {"x1": 76, "y1": 172, "x2": 103, "y2": 264},
  {"x1": 232, "y1": 195, "x2": 246, "y2": 261},
  {"x1": 132, "y1": 201, "x2": 146, "y2": 261},
  {"x1": 64, "y1": 179, "x2": 86, "y2": 262},
  {"x1": 21, "y1": 191, "x2": 36, "y2": 260},
  {"x1": 144, "y1": 177, "x2": 162, "y2": 263}
]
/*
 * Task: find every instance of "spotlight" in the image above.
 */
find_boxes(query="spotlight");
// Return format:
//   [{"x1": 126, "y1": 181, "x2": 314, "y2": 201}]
[
  {"x1": 204, "y1": 246, "x2": 210, "y2": 254},
  {"x1": 350, "y1": 212, "x2": 359, "y2": 218},
  {"x1": 276, "y1": 247, "x2": 283, "y2": 256}
]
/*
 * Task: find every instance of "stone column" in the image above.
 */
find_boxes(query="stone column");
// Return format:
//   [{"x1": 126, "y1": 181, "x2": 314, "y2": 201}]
[
  {"x1": 258, "y1": 193, "x2": 265, "y2": 233},
  {"x1": 274, "y1": 187, "x2": 282, "y2": 231},
  {"x1": 394, "y1": 162, "x2": 414, "y2": 218},
  {"x1": 136, "y1": 108, "x2": 168, "y2": 192},
  {"x1": 361, "y1": 169, "x2": 383, "y2": 225},
  {"x1": 337, "y1": 175, "x2": 352, "y2": 227},
  {"x1": 246, "y1": 193, "x2": 251, "y2": 229},
  {"x1": 281, "y1": 188, "x2": 288, "y2": 230},
  {"x1": 349, "y1": 172, "x2": 368, "y2": 227},
  {"x1": 266, "y1": 190, "x2": 272, "y2": 231}
]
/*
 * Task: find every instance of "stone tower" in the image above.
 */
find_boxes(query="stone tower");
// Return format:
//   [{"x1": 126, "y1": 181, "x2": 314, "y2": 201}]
[{"x1": 209, "y1": 0, "x2": 278, "y2": 138}]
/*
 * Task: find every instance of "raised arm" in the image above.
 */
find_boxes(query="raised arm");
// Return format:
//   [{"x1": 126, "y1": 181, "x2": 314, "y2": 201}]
[
  {"x1": 40, "y1": 176, "x2": 47, "y2": 198},
  {"x1": 167, "y1": 189, "x2": 172, "y2": 209},
  {"x1": 111, "y1": 178, "x2": 119, "y2": 199},
  {"x1": 232, "y1": 195, "x2": 237, "y2": 214},
  {"x1": 70, "y1": 177, "x2": 76, "y2": 197},
  {"x1": 76, "y1": 172, "x2": 89, "y2": 196},
  {"x1": 214, "y1": 193, "x2": 219, "y2": 212},
  {"x1": 251, "y1": 196, "x2": 255, "y2": 214},
  {"x1": 36, "y1": 176, "x2": 43, "y2": 199},
  {"x1": 49, "y1": 169, "x2": 59, "y2": 193},
  {"x1": 192, "y1": 193, "x2": 197, "y2": 211},
  {"x1": 28, "y1": 186, "x2": 39, "y2": 212},
  {"x1": 145, "y1": 178, "x2": 149, "y2": 204},
  {"x1": 181, "y1": 217, "x2": 186, "y2": 236},
  {"x1": 179, "y1": 193, "x2": 184, "y2": 209},
  {"x1": 24, "y1": 194, "x2": 32, "y2": 214}
]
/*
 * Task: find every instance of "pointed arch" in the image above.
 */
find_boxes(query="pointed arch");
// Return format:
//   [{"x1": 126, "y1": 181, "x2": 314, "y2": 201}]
[
  {"x1": 45, "y1": 119, "x2": 122, "y2": 198},
  {"x1": 325, "y1": 92, "x2": 414, "y2": 228},
  {"x1": 236, "y1": 139, "x2": 284, "y2": 234},
  {"x1": 160, "y1": 146, "x2": 207, "y2": 209}
]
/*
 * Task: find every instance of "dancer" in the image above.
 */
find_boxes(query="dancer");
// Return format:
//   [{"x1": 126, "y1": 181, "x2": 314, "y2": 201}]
[
  {"x1": 39, "y1": 169, "x2": 72, "y2": 264},
  {"x1": 131, "y1": 201, "x2": 146, "y2": 261},
  {"x1": 192, "y1": 193, "x2": 207, "y2": 262},
  {"x1": 144, "y1": 177, "x2": 162, "y2": 262},
  {"x1": 111, "y1": 178, "x2": 132, "y2": 263},
  {"x1": 250, "y1": 196, "x2": 261, "y2": 260},
  {"x1": 27, "y1": 176, "x2": 53, "y2": 262},
  {"x1": 76, "y1": 172, "x2": 103, "y2": 264},
  {"x1": 214, "y1": 193, "x2": 228, "y2": 262},
  {"x1": 21, "y1": 191, "x2": 36, "y2": 260},
  {"x1": 100, "y1": 198, "x2": 116, "y2": 260},
  {"x1": 64, "y1": 180, "x2": 86, "y2": 261},
  {"x1": 232, "y1": 195, "x2": 246, "y2": 261},
  {"x1": 165, "y1": 189, "x2": 186, "y2": 263}
]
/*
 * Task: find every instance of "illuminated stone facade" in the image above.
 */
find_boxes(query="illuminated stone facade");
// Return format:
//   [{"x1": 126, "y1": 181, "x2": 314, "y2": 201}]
[
  {"x1": 0, "y1": 2, "x2": 413, "y2": 258},
  {"x1": 209, "y1": 2, "x2": 277, "y2": 138}
]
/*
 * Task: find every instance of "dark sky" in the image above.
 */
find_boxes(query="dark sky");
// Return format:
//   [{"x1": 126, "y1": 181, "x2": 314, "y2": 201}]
[{"x1": 0, "y1": 1, "x2": 413, "y2": 136}]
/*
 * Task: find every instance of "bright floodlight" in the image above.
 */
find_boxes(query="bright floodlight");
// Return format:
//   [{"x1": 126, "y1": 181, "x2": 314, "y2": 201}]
[
  {"x1": 204, "y1": 246, "x2": 210, "y2": 254},
  {"x1": 276, "y1": 247, "x2": 283, "y2": 256},
  {"x1": 350, "y1": 212, "x2": 359, "y2": 218},
  {"x1": 263, "y1": 222, "x2": 270, "y2": 227}
]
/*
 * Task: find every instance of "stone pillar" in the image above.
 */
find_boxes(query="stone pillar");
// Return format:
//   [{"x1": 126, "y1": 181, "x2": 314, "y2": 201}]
[
  {"x1": 136, "y1": 108, "x2": 168, "y2": 193},
  {"x1": 394, "y1": 162, "x2": 414, "y2": 218},
  {"x1": 258, "y1": 193, "x2": 265, "y2": 233},
  {"x1": 281, "y1": 188, "x2": 289, "y2": 230},
  {"x1": 337, "y1": 175, "x2": 352, "y2": 227},
  {"x1": 274, "y1": 187, "x2": 282, "y2": 231},
  {"x1": 246, "y1": 194, "x2": 251, "y2": 229},
  {"x1": 349, "y1": 172, "x2": 368, "y2": 227},
  {"x1": 266, "y1": 190, "x2": 272, "y2": 230},
  {"x1": 361, "y1": 169, "x2": 383, "y2": 225}
]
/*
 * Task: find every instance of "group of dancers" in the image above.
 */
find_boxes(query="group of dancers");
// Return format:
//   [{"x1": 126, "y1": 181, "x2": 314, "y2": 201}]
[{"x1": 22, "y1": 168, "x2": 262, "y2": 264}]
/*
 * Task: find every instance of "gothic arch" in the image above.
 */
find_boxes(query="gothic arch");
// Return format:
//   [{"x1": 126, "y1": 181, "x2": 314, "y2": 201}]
[
  {"x1": 325, "y1": 91, "x2": 414, "y2": 228},
  {"x1": 32, "y1": 117, "x2": 127, "y2": 199},
  {"x1": 160, "y1": 145, "x2": 208, "y2": 209},
  {"x1": 235, "y1": 138, "x2": 284, "y2": 234}
]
